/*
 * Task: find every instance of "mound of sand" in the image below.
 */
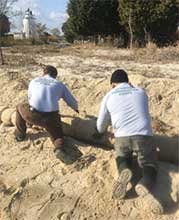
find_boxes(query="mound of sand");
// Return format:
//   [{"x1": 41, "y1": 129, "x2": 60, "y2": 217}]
[{"x1": 0, "y1": 45, "x2": 178, "y2": 220}]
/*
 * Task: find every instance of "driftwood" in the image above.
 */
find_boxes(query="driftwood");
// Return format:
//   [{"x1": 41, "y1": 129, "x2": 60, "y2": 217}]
[{"x1": 0, "y1": 107, "x2": 178, "y2": 164}]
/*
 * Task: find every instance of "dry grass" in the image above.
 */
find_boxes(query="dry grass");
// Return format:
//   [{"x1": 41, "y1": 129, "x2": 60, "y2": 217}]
[
  {"x1": 132, "y1": 42, "x2": 179, "y2": 63},
  {"x1": 1, "y1": 43, "x2": 179, "y2": 70},
  {"x1": 66, "y1": 42, "x2": 179, "y2": 64}
]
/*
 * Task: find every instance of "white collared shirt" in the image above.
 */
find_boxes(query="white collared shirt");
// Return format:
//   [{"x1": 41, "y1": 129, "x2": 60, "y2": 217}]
[
  {"x1": 28, "y1": 75, "x2": 78, "y2": 112},
  {"x1": 97, "y1": 83, "x2": 152, "y2": 137}
]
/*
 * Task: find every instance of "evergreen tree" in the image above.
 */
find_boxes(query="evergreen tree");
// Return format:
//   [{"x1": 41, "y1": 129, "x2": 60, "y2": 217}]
[
  {"x1": 63, "y1": 0, "x2": 125, "y2": 42},
  {"x1": 62, "y1": 20, "x2": 77, "y2": 43},
  {"x1": 118, "y1": 0, "x2": 179, "y2": 46}
]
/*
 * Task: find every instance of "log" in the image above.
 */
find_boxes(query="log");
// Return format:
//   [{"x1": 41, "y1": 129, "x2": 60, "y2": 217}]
[
  {"x1": 0, "y1": 106, "x2": 8, "y2": 123},
  {"x1": 61, "y1": 114, "x2": 114, "y2": 147},
  {"x1": 61, "y1": 114, "x2": 179, "y2": 165},
  {"x1": 11, "y1": 111, "x2": 16, "y2": 126},
  {"x1": 1, "y1": 108, "x2": 16, "y2": 126},
  {"x1": 0, "y1": 106, "x2": 178, "y2": 164}
]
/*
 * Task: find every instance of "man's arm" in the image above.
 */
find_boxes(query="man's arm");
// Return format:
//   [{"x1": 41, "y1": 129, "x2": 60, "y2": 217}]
[
  {"x1": 28, "y1": 81, "x2": 32, "y2": 100},
  {"x1": 97, "y1": 95, "x2": 110, "y2": 134},
  {"x1": 62, "y1": 85, "x2": 78, "y2": 112}
]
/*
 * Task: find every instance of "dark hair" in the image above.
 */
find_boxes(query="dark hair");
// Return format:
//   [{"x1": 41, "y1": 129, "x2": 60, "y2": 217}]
[
  {"x1": 110, "y1": 69, "x2": 129, "y2": 84},
  {"x1": 43, "y1": 65, "x2": 58, "y2": 78}
]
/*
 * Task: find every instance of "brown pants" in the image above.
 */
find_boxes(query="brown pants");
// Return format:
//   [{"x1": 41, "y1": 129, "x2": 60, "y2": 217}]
[{"x1": 15, "y1": 103, "x2": 63, "y2": 148}]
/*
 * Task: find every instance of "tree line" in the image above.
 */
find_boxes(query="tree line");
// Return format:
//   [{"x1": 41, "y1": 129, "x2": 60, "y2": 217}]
[{"x1": 62, "y1": 0, "x2": 179, "y2": 47}]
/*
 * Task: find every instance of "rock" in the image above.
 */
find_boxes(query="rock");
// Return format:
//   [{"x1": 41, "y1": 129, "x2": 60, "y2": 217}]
[{"x1": 57, "y1": 212, "x2": 71, "y2": 220}]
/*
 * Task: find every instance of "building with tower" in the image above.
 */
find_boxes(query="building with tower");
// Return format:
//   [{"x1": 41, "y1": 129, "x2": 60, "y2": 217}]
[{"x1": 23, "y1": 8, "x2": 36, "y2": 39}]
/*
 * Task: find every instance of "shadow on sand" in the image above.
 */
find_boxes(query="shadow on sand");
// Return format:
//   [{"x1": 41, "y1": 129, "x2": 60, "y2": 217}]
[{"x1": 24, "y1": 115, "x2": 178, "y2": 214}]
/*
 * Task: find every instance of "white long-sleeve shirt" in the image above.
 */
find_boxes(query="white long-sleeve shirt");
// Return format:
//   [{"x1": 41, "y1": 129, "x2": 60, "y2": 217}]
[
  {"x1": 28, "y1": 75, "x2": 78, "y2": 112},
  {"x1": 97, "y1": 83, "x2": 152, "y2": 137}
]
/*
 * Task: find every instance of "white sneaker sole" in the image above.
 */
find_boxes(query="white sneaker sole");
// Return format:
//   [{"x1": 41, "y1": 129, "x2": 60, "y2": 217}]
[
  {"x1": 112, "y1": 168, "x2": 132, "y2": 200},
  {"x1": 135, "y1": 184, "x2": 164, "y2": 215},
  {"x1": 135, "y1": 183, "x2": 149, "y2": 196}
]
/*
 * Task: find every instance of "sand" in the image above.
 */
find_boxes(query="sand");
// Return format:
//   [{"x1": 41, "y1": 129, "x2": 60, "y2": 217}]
[{"x1": 0, "y1": 44, "x2": 178, "y2": 220}]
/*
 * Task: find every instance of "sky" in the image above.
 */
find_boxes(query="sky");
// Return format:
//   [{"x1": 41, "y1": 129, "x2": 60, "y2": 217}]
[{"x1": 12, "y1": 0, "x2": 69, "y2": 32}]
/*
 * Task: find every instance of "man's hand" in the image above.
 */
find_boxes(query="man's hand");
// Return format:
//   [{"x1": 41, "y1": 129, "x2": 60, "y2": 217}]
[{"x1": 92, "y1": 127, "x2": 104, "y2": 139}]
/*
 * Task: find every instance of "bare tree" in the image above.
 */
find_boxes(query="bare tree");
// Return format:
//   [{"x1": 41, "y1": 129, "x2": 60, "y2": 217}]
[
  {"x1": 0, "y1": 0, "x2": 18, "y2": 65},
  {"x1": 51, "y1": 28, "x2": 61, "y2": 38},
  {"x1": 0, "y1": 47, "x2": 4, "y2": 64},
  {"x1": 11, "y1": 9, "x2": 24, "y2": 31},
  {"x1": 36, "y1": 23, "x2": 47, "y2": 37},
  {"x1": 0, "y1": 0, "x2": 17, "y2": 15}
]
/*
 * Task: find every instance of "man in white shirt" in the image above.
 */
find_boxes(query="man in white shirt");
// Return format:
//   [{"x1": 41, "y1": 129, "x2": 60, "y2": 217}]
[
  {"x1": 15, "y1": 65, "x2": 79, "y2": 163},
  {"x1": 95, "y1": 69, "x2": 163, "y2": 213}
]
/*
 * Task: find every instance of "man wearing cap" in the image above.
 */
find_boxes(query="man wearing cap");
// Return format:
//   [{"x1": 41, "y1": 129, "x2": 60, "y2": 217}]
[
  {"x1": 94, "y1": 69, "x2": 163, "y2": 213},
  {"x1": 15, "y1": 65, "x2": 79, "y2": 163}
]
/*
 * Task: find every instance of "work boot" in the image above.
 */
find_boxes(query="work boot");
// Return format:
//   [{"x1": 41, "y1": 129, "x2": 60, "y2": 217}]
[
  {"x1": 54, "y1": 147, "x2": 73, "y2": 164},
  {"x1": 135, "y1": 166, "x2": 164, "y2": 214},
  {"x1": 112, "y1": 157, "x2": 133, "y2": 200}
]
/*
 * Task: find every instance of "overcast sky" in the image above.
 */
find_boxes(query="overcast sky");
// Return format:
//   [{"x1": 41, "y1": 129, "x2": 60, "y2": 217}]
[{"x1": 12, "y1": 0, "x2": 68, "y2": 32}]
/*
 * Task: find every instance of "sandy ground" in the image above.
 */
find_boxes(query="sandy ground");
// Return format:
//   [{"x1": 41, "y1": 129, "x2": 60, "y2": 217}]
[{"x1": 0, "y1": 44, "x2": 178, "y2": 220}]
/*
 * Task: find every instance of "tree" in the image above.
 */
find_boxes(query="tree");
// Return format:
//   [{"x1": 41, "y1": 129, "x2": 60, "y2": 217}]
[
  {"x1": 118, "y1": 0, "x2": 179, "y2": 46},
  {"x1": 0, "y1": 0, "x2": 17, "y2": 15},
  {"x1": 0, "y1": 0, "x2": 17, "y2": 65},
  {"x1": 63, "y1": 0, "x2": 125, "y2": 43},
  {"x1": 147, "y1": 0, "x2": 178, "y2": 45},
  {"x1": 36, "y1": 23, "x2": 50, "y2": 43},
  {"x1": 51, "y1": 28, "x2": 61, "y2": 38},
  {"x1": 36, "y1": 23, "x2": 47, "y2": 37},
  {"x1": 0, "y1": 46, "x2": 3, "y2": 64},
  {"x1": 0, "y1": 13, "x2": 10, "y2": 36},
  {"x1": 11, "y1": 9, "x2": 24, "y2": 32},
  {"x1": 62, "y1": 20, "x2": 77, "y2": 43}
]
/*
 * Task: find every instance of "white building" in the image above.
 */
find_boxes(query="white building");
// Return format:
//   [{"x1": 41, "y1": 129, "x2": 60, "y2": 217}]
[
  {"x1": 13, "y1": 32, "x2": 25, "y2": 40},
  {"x1": 23, "y1": 8, "x2": 36, "y2": 39}
]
